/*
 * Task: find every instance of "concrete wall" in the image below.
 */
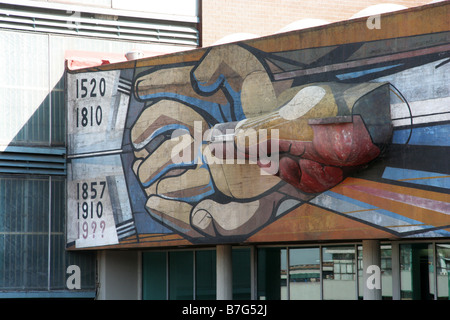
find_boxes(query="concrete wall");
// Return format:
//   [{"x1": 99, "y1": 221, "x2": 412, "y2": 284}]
[
  {"x1": 201, "y1": 0, "x2": 432, "y2": 46},
  {"x1": 28, "y1": 0, "x2": 199, "y2": 19}
]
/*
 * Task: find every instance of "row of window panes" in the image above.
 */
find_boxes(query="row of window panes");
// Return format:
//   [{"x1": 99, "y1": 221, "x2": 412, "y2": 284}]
[
  {"x1": 142, "y1": 249, "x2": 251, "y2": 300},
  {"x1": 142, "y1": 246, "x2": 360, "y2": 300},
  {"x1": 0, "y1": 175, "x2": 96, "y2": 291},
  {"x1": 0, "y1": 31, "x2": 64, "y2": 146},
  {"x1": 257, "y1": 246, "x2": 358, "y2": 300},
  {"x1": 143, "y1": 243, "x2": 450, "y2": 300}
]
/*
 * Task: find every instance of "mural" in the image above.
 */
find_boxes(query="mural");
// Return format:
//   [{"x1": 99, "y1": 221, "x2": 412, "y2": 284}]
[{"x1": 66, "y1": 3, "x2": 449, "y2": 249}]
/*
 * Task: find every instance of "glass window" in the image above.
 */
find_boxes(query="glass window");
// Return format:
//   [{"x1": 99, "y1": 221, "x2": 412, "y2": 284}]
[
  {"x1": 437, "y1": 244, "x2": 450, "y2": 300},
  {"x1": 143, "y1": 248, "x2": 252, "y2": 300},
  {"x1": 232, "y1": 248, "x2": 251, "y2": 300},
  {"x1": 1, "y1": 30, "x2": 186, "y2": 147},
  {"x1": 380, "y1": 245, "x2": 393, "y2": 299},
  {"x1": 51, "y1": 83, "x2": 66, "y2": 146},
  {"x1": 196, "y1": 250, "x2": 216, "y2": 300},
  {"x1": 0, "y1": 176, "x2": 48, "y2": 290},
  {"x1": 289, "y1": 248, "x2": 320, "y2": 300},
  {"x1": 142, "y1": 252, "x2": 167, "y2": 300},
  {"x1": 257, "y1": 247, "x2": 287, "y2": 300},
  {"x1": 0, "y1": 175, "x2": 95, "y2": 294},
  {"x1": 50, "y1": 178, "x2": 96, "y2": 290},
  {"x1": 0, "y1": 31, "x2": 50, "y2": 146},
  {"x1": 143, "y1": 249, "x2": 217, "y2": 300},
  {"x1": 400, "y1": 244, "x2": 412, "y2": 299},
  {"x1": 400, "y1": 243, "x2": 434, "y2": 300},
  {"x1": 169, "y1": 251, "x2": 194, "y2": 299},
  {"x1": 322, "y1": 246, "x2": 356, "y2": 300}
]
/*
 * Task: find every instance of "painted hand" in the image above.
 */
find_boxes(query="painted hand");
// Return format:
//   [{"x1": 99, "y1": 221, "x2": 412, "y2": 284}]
[
  {"x1": 130, "y1": 99, "x2": 302, "y2": 241},
  {"x1": 208, "y1": 82, "x2": 392, "y2": 193},
  {"x1": 130, "y1": 45, "x2": 392, "y2": 242}
]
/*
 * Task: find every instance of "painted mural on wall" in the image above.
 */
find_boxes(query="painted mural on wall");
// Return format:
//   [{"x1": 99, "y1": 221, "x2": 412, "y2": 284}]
[{"x1": 66, "y1": 4, "x2": 449, "y2": 249}]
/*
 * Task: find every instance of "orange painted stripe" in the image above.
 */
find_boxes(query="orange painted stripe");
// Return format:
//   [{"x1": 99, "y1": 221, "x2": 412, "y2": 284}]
[
  {"x1": 246, "y1": 203, "x2": 396, "y2": 243},
  {"x1": 332, "y1": 178, "x2": 450, "y2": 228}
]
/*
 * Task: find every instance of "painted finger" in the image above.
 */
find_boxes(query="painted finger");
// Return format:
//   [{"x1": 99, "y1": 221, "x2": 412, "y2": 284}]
[
  {"x1": 131, "y1": 100, "x2": 207, "y2": 151},
  {"x1": 136, "y1": 135, "x2": 195, "y2": 188},
  {"x1": 145, "y1": 195, "x2": 204, "y2": 239}
]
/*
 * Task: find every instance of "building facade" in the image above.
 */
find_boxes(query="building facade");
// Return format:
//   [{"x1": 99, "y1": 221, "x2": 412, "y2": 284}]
[
  {"x1": 200, "y1": 0, "x2": 432, "y2": 46},
  {"x1": 0, "y1": 0, "x2": 199, "y2": 298},
  {"x1": 66, "y1": 1, "x2": 449, "y2": 300}
]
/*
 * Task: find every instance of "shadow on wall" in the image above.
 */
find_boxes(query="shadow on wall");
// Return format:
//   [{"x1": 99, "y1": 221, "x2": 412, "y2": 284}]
[{"x1": 0, "y1": 76, "x2": 66, "y2": 176}]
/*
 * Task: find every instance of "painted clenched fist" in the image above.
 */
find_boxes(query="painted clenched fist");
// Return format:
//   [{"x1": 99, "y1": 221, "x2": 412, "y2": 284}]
[{"x1": 129, "y1": 44, "x2": 393, "y2": 242}]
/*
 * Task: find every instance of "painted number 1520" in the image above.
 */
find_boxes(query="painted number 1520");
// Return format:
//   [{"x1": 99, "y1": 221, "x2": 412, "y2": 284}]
[{"x1": 76, "y1": 78, "x2": 106, "y2": 99}]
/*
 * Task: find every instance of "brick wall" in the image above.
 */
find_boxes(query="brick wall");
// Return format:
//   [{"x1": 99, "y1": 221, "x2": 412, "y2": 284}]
[{"x1": 201, "y1": 0, "x2": 432, "y2": 46}]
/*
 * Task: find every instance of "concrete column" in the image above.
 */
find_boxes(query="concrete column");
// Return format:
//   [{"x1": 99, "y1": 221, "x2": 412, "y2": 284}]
[
  {"x1": 363, "y1": 240, "x2": 382, "y2": 300},
  {"x1": 391, "y1": 242, "x2": 401, "y2": 300},
  {"x1": 216, "y1": 245, "x2": 233, "y2": 300},
  {"x1": 250, "y1": 246, "x2": 257, "y2": 300},
  {"x1": 97, "y1": 250, "x2": 140, "y2": 300}
]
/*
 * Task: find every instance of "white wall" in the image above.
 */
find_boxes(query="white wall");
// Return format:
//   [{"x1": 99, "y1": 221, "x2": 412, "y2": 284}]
[
  {"x1": 28, "y1": 0, "x2": 199, "y2": 18},
  {"x1": 97, "y1": 250, "x2": 141, "y2": 300}
]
